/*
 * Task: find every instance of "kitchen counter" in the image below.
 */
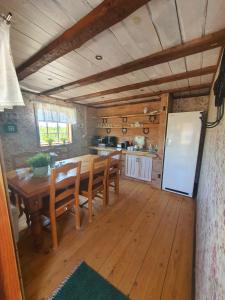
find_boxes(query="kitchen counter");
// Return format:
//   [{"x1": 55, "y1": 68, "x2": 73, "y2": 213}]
[{"x1": 89, "y1": 146, "x2": 158, "y2": 158}]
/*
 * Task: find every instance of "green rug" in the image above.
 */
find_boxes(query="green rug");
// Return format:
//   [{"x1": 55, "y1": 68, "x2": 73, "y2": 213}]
[{"x1": 49, "y1": 262, "x2": 129, "y2": 300}]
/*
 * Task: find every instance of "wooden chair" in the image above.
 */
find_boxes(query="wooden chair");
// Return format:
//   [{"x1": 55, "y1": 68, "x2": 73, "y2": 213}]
[
  {"x1": 80, "y1": 156, "x2": 109, "y2": 223},
  {"x1": 107, "y1": 150, "x2": 122, "y2": 199},
  {"x1": 44, "y1": 161, "x2": 81, "y2": 250}
]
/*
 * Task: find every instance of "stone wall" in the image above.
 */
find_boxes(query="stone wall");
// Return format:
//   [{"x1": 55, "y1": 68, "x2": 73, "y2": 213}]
[
  {"x1": 0, "y1": 92, "x2": 97, "y2": 170},
  {"x1": 196, "y1": 90, "x2": 225, "y2": 298},
  {"x1": 172, "y1": 95, "x2": 209, "y2": 112}
]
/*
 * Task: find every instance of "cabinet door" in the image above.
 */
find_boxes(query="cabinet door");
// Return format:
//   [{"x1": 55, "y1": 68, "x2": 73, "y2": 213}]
[
  {"x1": 125, "y1": 155, "x2": 137, "y2": 178},
  {"x1": 125, "y1": 155, "x2": 152, "y2": 181},
  {"x1": 138, "y1": 157, "x2": 152, "y2": 182}
]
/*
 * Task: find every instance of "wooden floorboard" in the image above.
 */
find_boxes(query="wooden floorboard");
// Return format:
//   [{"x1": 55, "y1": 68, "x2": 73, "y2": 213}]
[
  {"x1": 104, "y1": 191, "x2": 169, "y2": 294},
  {"x1": 129, "y1": 195, "x2": 181, "y2": 300},
  {"x1": 18, "y1": 179, "x2": 195, "y2": 300},
  {"x1": 160, "y1": 197, "x2": 195, "y2": 300}
]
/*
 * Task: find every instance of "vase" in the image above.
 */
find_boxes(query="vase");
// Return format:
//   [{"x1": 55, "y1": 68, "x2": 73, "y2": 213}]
[{"x1": 33, "y1": 166, "x2": 49, "y2": 177}]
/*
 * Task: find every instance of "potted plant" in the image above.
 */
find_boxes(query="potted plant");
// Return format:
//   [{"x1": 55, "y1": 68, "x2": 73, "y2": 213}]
[
  {"x1": 47, "y1": 137, "x2": 54, "y2": 146},
  {"x1": 44, "y1": 137, "x2": 54, "y2": 146},
  {"x1": 27, "y1": 153, "x2": 50, "y2": 177},
  {"x1": 60, "y1": 137, "x2": 68, "y2": 144}
]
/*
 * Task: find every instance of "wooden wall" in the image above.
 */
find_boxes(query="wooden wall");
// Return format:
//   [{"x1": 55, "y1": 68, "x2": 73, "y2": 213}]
[
  {"x1": 96, "y1": 100, "x2": 161, "y2": 147},
  {"x1": 96, "y1": 97, "x2": 171, "y2": 189}
]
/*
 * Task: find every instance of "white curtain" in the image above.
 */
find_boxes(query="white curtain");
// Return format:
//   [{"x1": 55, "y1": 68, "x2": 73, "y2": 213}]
[
  {"x1": 35, "y1": 102, "x2": 76, "y2": 124},
  {"x1": 0, "y1": 19, "x2": 24, "y2": 111}
]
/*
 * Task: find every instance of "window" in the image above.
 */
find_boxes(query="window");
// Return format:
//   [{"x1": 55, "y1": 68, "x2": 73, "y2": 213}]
[
  {"x1": 35, "y1": 102, "x2": 76, "y2": 146},
  {"x1": 38, "y1": 121, "x2": 72, "y2": 146}
]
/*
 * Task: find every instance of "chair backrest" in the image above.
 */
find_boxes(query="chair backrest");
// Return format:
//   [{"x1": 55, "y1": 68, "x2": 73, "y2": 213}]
[
  {"x1": 108, "y1": 150, "x2": 122, "y2": 175},
  {"x1": 50, "y1": 162, "x2": 81, "y2": 210},
  {"x1": 88, "y1": 156, "x2": 109, "y2": 195},
  {"x1": 11, "y1": 151, "x2": 38, "y2": 169}
]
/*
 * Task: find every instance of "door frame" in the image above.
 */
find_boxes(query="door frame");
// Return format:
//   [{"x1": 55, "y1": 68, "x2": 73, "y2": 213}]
[{"x1": 0, "y1": 141, "x2": 22, "y2": 300}]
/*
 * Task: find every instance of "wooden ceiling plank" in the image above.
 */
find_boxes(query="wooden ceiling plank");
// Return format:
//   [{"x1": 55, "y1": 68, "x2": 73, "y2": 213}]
[
  {"x1": 175, "y1": 0, "x2": 208, "y2": 76},
  {"x1": 148, "y1": 0, "x2": 181, "y2": 48},
  {"x1": 43, "y1": 28, "x2": 225, "y2": 96},
  {"x1": 175, "y1": 0, "x2": 207, "y2": 42},
  {"x1": 0, "y1": 0, "x2": 64, "y2": 36},
  {"x1": 16, "y1": 0, "x2": 152, "y2": 80},
  {"x1": 76, "y1": 83, "x2": 211, "y2": 106},
  {"x1": 110, "y1": 5, "x2": 162, "y2": 59},
  {"x1": 64, "y1": 65, "x2": 216, "y2": 102},
  {"x1": 29, "y1": 0, "x2": 90, "y2": 29},
  {"x1": 148, "y1": 0, "x2": 187, "y2": 75},
  {"x1": 200, "y1": 74, "x2": 214, "y2": 84},
  {"x1": 205, "y1": 0, "x2": 225, "y2": 34},
  {"x1": 188, "y1": 76, "x2": 201, "y2": 86},
  {"x1": 186, "y1": 52, "x2": 203, "y2": 71},
  {"x1": 202, "y1": 47, "x2": 222, "y2": 67}
]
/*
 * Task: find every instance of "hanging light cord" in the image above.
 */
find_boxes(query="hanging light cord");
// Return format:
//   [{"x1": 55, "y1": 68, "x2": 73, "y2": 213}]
[{"x1": 206, "y1": 48, "x2": 225, "y2": 128}]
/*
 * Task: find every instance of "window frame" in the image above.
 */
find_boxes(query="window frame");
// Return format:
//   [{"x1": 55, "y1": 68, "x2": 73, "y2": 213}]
[{"x1": 38, "y1": 121, "x2": 72, "y2": 147}]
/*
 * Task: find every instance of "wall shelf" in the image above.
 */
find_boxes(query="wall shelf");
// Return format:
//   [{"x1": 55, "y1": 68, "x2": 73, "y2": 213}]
[
  {"x1": 97, "y1": 109, "x2": 161, "y2": 137},
  {"x1": 99, "y1": 111, "x2": 161, "y2": 120},
  {"x1": 96, "y1": 123, "x2": 159, "y2": 129}
]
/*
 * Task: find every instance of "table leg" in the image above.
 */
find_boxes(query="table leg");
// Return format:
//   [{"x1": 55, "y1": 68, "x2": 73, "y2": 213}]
[{"x1": 30, "y1": 210, "x2": 43, "y2": 250}]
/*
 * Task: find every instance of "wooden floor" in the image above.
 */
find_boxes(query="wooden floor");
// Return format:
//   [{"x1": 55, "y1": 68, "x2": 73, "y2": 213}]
[{"x1": 18, "y1": 179, "x2": 195, "y2": 300}]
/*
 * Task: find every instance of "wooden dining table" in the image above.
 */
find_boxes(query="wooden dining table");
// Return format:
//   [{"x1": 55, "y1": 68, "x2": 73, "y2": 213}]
[{"x1": 7, "y1": 154, "x2": 98, "y2": 249}]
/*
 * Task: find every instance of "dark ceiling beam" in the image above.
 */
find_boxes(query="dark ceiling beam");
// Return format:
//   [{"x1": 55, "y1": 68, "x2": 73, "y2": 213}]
[
  {"x1": 91, "y1": 83, "x2": 211, "y2": 107},
  {"x1": 94, "y1": 98, "x2": 161, "y2": 108},
  {"x1": 66, "y1": 66, "x2": 216, "y2": 102},
  {"x1": 17, "y1": 0, "x2": 151, "y2": 80},
  {"x1": 88, "y1": 95, "x2": 163, "y2": 106},
  {"x1": 43, "y1": 29, "x2": 225, "y2": 96}
]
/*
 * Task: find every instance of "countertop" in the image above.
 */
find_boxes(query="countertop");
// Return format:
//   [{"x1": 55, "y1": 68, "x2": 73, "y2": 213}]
[{"x1": 89, "y1": 146, "x2": 158, "y2": 158}]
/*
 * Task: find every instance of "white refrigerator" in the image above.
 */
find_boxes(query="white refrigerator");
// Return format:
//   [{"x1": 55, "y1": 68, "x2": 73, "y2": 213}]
[{"x1": 162, "y1": 111, "x2": 202, "y2": 197}]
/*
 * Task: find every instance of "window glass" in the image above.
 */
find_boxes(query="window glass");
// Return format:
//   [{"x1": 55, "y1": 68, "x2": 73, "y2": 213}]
[{"x1": 38, "y1": 121, "x2": 72, "y2": 146}]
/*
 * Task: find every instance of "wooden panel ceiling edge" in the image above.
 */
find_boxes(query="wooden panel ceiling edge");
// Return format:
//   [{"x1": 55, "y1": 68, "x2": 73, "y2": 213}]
[
  {"x1": 42, "y1": 29, "x2": 225, "y2": 96},
  {"x1": 65, "y1": 66, "x2": 216, "y2": 102},
  {"x1": 91, "y1": 83, "x2": 211, "y2": 107},
  {"x1": 16, "y1": 0, "x2": 152, "y2": 80}
]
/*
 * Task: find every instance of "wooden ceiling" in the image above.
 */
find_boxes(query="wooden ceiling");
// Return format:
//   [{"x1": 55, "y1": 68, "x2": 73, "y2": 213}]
[{"x1": 1, "y1": 0, "x2": 225, "y2": 107}]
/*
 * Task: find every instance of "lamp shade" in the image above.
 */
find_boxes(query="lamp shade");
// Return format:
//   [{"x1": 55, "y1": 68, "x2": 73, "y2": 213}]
[{"x1": 0, "y1": 19, "x2": 24, "y2": 111}]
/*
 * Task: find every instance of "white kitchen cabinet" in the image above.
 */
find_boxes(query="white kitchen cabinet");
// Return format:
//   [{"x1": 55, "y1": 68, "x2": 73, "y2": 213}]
[{"x1": 125, "y1": 155, "x2": 152, "y2": 182}]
